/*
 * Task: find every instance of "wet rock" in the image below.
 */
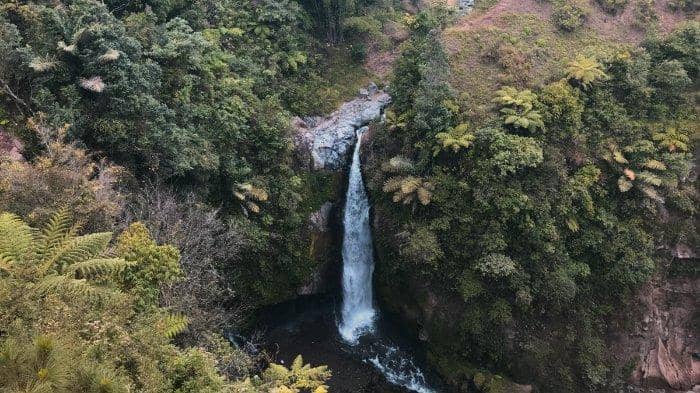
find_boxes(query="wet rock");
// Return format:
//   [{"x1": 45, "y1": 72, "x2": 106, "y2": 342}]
[
  {"x1": 309, "y1": 202, "x2": 333, "y2": 233},
  {"x1": 672, "y1": 243, "x2": 697, "y2": 259},
  {"x1": 626, "y1": 278, "x2": 700, "y2": 391},
  {"x1": 293, "y1": 84, "x2": 391, "y2": 170}
]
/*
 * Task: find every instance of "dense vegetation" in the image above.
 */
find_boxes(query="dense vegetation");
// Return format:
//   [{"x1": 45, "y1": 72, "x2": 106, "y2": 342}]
[
  {"x1": 0, "y1": 0, "x2": 697, "y2": 392},
  {"x1": 366, "y1": 8, "x2": 698, "y2": 392}
]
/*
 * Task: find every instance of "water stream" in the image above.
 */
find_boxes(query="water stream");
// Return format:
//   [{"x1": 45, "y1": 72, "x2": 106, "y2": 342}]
[{"x1": 338, "y1": 128, "x2": 436, "y2": 393}]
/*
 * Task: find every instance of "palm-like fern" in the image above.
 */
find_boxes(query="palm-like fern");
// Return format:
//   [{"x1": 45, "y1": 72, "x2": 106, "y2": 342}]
[
  {"x1": 0, "y1": 211, "x2": 132, "y2": 297},
  {"x1": 383, "y1": 176, "x2": 435, "y2": 206},
  {"x1": 262, "y1": 355, "x2": 331, "y2": 392},
  {"x1": 381, "y1": 155, "x2": 415, "y2": 173},
  {"x1": 434, "y1": 123, "x2": 475, "y2": 156},
  {"x1": 234, "y1": 183, "x2": 269, "y2": 215},
  {"x1": 493, "y1": 87, "x2": 544, "y2": 132},
  {"x1": 599, "y1": 142, "x2": 668, "y2": 201},
  {"x1": 566, "y1": 56, "x2": 607, "y2": 89},
  {"x1": 652, "y1": 126, "x2": 690, "y2": 152}
]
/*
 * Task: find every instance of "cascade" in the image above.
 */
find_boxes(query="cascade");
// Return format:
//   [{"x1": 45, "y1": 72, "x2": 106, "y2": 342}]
[{"x1": 338, "y1": 127, "x2": 436, "y2": 393}]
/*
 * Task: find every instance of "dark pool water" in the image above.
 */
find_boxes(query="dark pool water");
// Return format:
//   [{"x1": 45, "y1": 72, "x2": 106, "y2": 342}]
[{"x1": 256, "y1": 295, "x2": 446, "y2": 393}]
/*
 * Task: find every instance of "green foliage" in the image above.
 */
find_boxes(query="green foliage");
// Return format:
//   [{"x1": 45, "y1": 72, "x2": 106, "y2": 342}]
[
  {"x1": 116, "y1": 222, "x2": 181, "y2": 310},
  {"x1": 566, "y1": 56, "x2": 607, "y2": 89},
  {"x1": 383, "y1": 176, "x2": 435, "y2": 207},
  {"x1": 234, "y1": 355, "x2": 331, "y2": 393},
  {"x1": 551, "y1": 0, "x2": 590, "y2": 32},
  {"x1": 596, "y1": 0, "x2": 629, "y2": 14},
  {"x1": 366, "y1": 20, "x2": 697, "y2": 393},
  {"x1": 434, "y1": 123, "x2": 475, "y2": 156},
  {"x1": 493, "y1": 87, "x2": 544, "y2": 132},
  {"x1": 0, "y1": 210, "x2": 131, "y2": 298}
]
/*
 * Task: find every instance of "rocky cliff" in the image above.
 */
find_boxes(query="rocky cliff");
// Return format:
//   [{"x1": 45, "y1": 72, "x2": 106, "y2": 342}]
[{"x1": 293, "y1": 84, "x2": 391, "y2": 296}]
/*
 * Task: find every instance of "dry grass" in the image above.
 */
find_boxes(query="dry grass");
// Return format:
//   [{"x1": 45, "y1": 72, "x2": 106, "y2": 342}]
[{"x1": 442, "y1": 0, "x2": 696, "y2": 124}]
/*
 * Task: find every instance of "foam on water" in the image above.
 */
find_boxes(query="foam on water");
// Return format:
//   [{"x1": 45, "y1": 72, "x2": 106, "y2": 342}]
[{"x1": 338, "y1": 128, "x2": 436, "y2": 393}]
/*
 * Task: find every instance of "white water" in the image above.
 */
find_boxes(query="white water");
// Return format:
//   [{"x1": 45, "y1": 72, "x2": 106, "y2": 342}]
[
  {"x1": 338, "y1": 127, "x2": 377, "y2": 343},
  {"x1": 338, "y1": 128, "x2": 436, "y2": 393}
]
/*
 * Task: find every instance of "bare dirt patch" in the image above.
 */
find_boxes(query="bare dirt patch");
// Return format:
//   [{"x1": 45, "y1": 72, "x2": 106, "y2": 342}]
[{"x1": 452, "y1": 0, "x2": 696, "y2": 44}]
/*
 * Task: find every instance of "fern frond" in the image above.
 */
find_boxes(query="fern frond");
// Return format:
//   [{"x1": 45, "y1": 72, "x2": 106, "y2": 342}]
[
  {"x1": 0, "y1": 213, "x2": 33, "y2": 268},
  {"x1": 35, "y1": 275, "x2": 98, "y2": 298},
  {"x1": 382, "y1": 177, "x2": 403, "y2": 193},
  {"x1": 291, "y1": 355, "x2": 304, "y2": 372},
  {"x1": 160, "y1": 313, "x2": 189, "y2": 339},
  {"x1": 637, "y1": 171, "x2": 662, "y2": 186},
  {"x1": 642, "y1": 159, "x2": 667, "y2": 171},
  {"x1": 36, "y1": 209, "x2": 73, "y2": 260},
  {"x1": 39, "y1": 232, "x2": 113, "y2": 276},
  {"x1": 66, "y1": 258, "x2": 133, "y2": 278},
  {"x1": 417, "y1": 187, "x2": 432, "y2": 206},
  {"x1": 618, "y1": 176, "x2": 633, "y2": 192},
  {"x1": 400, "y1": 177, "x2": 421, "y2": 195}
]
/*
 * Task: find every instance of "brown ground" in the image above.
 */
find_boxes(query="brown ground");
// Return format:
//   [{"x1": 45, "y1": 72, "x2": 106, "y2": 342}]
[{"x1": 452, "y1": 0, "x2": 696, "y2": 43}]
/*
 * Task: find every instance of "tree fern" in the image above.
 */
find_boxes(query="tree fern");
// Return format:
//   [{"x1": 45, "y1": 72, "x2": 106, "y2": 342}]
[
  {"x1": 381, "y1": 156, "x2": 414, "y2": 173},
  {"x1": 383, "y1": 176, "x2": 434, "y2": 207},
  {"x1": 493, "y1": 87, "x2": 544, "y2": 132},
  {"x1": 234, "y1": 183, "x2": 269, "y2": 216},
  {"x1": 434, "y1": 123, "x2": 475, "y2": 155},
  {"x1": 36, "y1": 209, "x2": 74, "y2": 262},
  {"x1": 652, "y1": 126, "x2": 690, "y2": 152},
  {"x1": 44, "y1": 232, "x2": 114, "y2": 275},
  {"x1": 0, "y1": 211, "x2": 128, "y2": 298},
  {"x1": 566, "y1": 56, "x2": 606, "y2": 89}
]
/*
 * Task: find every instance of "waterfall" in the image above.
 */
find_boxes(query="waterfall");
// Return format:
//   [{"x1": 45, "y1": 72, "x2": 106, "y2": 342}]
[
  {"x1": 338, "y1": 127, "x2": 436, "y2": 393},
  {"x1": 338, "y1": 127, "x2": 377, "y2": 344}
]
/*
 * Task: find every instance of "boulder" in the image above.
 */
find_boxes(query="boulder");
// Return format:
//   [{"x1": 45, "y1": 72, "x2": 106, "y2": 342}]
[{"x1": 293, "y1": 84, "x2": 391, "y2": 170}]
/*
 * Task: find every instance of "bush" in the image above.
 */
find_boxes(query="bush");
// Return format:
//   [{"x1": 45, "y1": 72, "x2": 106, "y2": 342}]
[
  {"x1": 596, "y1": 0, "x2": 628, "y2": 14},
  {"x1": 633, "y1": 0, "x2": 658, "y2": 30},
  {"x1": 350, "y1": 43, "x2": 368, "y2": 63},
  {"x1": 552, "y1": 0, "x2": 590, "y2": 32}
]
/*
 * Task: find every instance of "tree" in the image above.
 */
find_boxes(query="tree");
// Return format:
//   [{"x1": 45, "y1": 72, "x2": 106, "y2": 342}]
[
  {"x1": 234, "y1": 355, "x2": 331, "y2": 393},
  {"x1": 383, "y1": 176, "x2": 435, "y2": 207},
  {"x1": 493, "y1": 87, "x2": 544, "y2": 132},
  {"x1": 434, "y1": 123, "x2": 475, "y2": 156},
  {"x1": 566, "y1": 56, "x2": 607, "y2": 89},
  {"x1": 652, "y1": 125, "x2": 690, "y2": 152}
]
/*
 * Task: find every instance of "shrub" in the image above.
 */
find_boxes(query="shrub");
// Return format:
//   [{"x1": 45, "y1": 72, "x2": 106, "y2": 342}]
[
  {"x1": 552, "y1": 0, "x2": 590, "y2": 32},
  {"x1": 633, "y1": 0, "x2": 658, "y2": 30},
  {"x1": 596, "y1": 0, "x2": 628, "y2": 14}
]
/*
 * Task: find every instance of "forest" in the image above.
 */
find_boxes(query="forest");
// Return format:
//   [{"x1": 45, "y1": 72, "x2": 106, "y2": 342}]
[{"x1": 0, "y1": 0, "x2": 697, "y2": 392}]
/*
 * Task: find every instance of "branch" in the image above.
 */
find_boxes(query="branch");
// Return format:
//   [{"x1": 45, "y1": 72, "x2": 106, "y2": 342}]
[{"x1": 0, "y1": 77, "x2": 29, "y2": 114}]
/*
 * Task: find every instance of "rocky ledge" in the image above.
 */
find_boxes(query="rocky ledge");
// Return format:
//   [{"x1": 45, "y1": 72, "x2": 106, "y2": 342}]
[{"x1": 293, "y1": 83, "x2": 391, "y2": 171}]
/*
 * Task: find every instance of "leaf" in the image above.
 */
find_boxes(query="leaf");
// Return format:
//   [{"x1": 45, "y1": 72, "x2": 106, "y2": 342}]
[
  {"x1": 618, "y1": 176, "x2": 633, "y2": 192},
  {"x1": 623, "y1": 168, "x2": 636, "y2": 180},
  {"x1": 160, "y1": 313, "x2": 189, "y2": 339},
  {"x1": 642, "y1": 159, "x2": 667, "y2": 171},
  {"x1": 417, "y1": 187, "x2": 432, "y2": 206},
  {"x1": 66, "y1": 258, "x2": 133, "y2": 278}
]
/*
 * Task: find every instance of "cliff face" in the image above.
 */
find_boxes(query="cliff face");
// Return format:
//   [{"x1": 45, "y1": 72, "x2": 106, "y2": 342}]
[
  {"x1": 293, "y1": 84, "x2": 391, "y2": 296},
  {"x1": 617, "y1": 274, "x2": 699, "y2": 392}
]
